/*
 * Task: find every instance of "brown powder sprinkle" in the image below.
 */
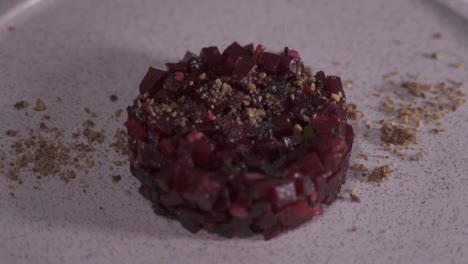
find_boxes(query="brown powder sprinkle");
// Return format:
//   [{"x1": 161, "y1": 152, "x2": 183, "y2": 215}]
[
  {"x1": 110, "y1": 128, "x2": 129, "y2": 156},
  {"x1": 83, "y1": 127, "x2": 106, "y2": 144},
  {"x1": 33, "y1": 99, "x2": 47, "y2": 111},
  {"x1": 368, "y1": 165, "x2": 392, "y2": 183},
  {"x1": 4, "y1": 103, "x2": 129, "y2": 185},
  {"x1": 14, "y1": 101, "x2": 28, "y2": 110}
]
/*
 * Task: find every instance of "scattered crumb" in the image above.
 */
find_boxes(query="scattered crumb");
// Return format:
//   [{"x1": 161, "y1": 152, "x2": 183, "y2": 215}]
[
  {"x1": 33, "y1": 99, "x2": 46, "y2": 111},
  {"x1": 368, "y1": 165, "x2": 392, "y2": 183},
  {"x1": 83, "y1": 128, "x2": 106, "y2": 143},
  {"x1": 380, "y1": 228, "x2": 392, "y2": 234},
  {"x1": 14, "y1": 101, "x2": 28, "y2": 110},
  {"x1": 114, "y1": 109, "x2": 123, "y2": 118},
  {"x1": 111, "y1": 174, "x2": 122, "y2": 183},
  {"x1": 402, "y1": 81, "x2": 431, "y2": 97},
  {"x1": 411, "y1": 152, "x2": 423, "y2": 161},
  {"x1": 431, "y1": 52, "x2": 441, "y2": 60},
  {"x1": 347, "y1": 103, "x2": 358, "y2": 120},
  {"x1": 454, "y1": 63, "x2": 464, "y2": 70},
  {"x1": 110, "y1": 94, "x2": 118, "y2": 102},
  {"x1": 381, "y1": 122, "x2": 417, "y2": 146},
  {"x1": 6, "y1": 130, "x2": 18, "y2": 137},
  {"x1": 358, "y1": 153, "x2": 369, "y2": 161},
  {"x1": 350, "y1": 191, "x2": 361, "y2": 203},
  {"x1": 433, "y1": 32, "x2": 443, "y2": 39},
  {"x1": 356, "y1": 164, "x2": 368, "y2": 172}
]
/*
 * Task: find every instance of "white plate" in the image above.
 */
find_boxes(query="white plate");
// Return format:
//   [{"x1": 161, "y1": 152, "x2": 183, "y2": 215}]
[{"x1": 1, "y1": 0, "x2": 467, "y2": 263}]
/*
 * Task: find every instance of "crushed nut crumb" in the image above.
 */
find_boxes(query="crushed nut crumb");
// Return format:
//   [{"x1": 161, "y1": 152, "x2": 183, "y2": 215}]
[{"x1": 368, "y1": 165, "x2": 392, "y2": 183}]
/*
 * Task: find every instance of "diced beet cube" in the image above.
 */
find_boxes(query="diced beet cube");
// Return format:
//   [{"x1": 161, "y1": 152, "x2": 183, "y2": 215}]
[
  {"x1": 222, "y1": 41, "x2": 247, "y2": 60},
  {"x1": 178, "y1": 208, "x2": 205, "y2": 233},
  {"x1": 287, "y1": 49, "x2": 300, "y2": 59},
  {"x1": 253, "y1": 211, "x2": 277, "y2": 230},
  {"x1": 232, "y1": 58, "x2": 257, "y2": 84},
  {"x1": 222, "y1": 56, "x2": 239, "y2": 76},
  {"x1": 174, "y1": 71, "x2": 184, "y2": 81},
  {"x1": 139, "y1": 67, "x2": 167, "y2": 95},
  {"x1": 272, "y1": 181, "x2": 298, "y2": 206},
  {"x1": 253, "y1": 140, "x2": 281, "y2": 161},
  {"x1": 163, "y1": 74, "x2": 184, "y2": 92},
  {"x1": 294, "y1": 177, "x2": 315, "y2": 196},
  {"x1": 182, "y1": 51, "x2": 198, "y2": 63},
  {"x1": 160, "y1": 192, "x2": 184, "y2": 207},
  {"x1": 125, "y1": 119, "x2": 148, "y2": 142},
  {"x1": 194, "y1": 121, "x2": 218, "y2": 136},
  {"x1": 148, "y1": 118, "x2": 172, "y2": 137},
  {"x1": 136, "y1": 141, "x2": 167, "y2": 169},
  {"x1": 166, "y1": 62, "x2": 187, "y2": 73},
  {"x1": 243, "y1": 43, "x2": 255, "y2": 55},
  {"x1": 222, "y1": 124, "x2": 245, "y2": 145},
  {"x1": 188, "y1": 105, "x2": 212, "y2": 123},
  {"x1": 183, "y1": 176, "x2": 220, "y2": 211},
  {"x1": 158, "y1": 138, "x2": 176, "y2": 156},
  {"x1": 185, "y1": 57, "x2": 205, "y2": 74},
  {"x1": 262, "y1": 224, "x2": 283, "y2": 240},
  {"x1": 244, "y1": 172, "x2": 266, "y2": 181},
  {"x1": 191, "y1": 138, "x2": 215, "y2": 168},
  {"x1": 271, "y1": 114, "x2": 293, "y2": 138},
  {"x1": 277, "y1": 56, "x2": 297, "y2": 75},
  {"x1": 260, "y1": 52, "x2": 281, "y2": 74},
  {"x1": 200, "y1": 46, "x2": 222, "y2": 73},
  {"x1": 200, "y1": 46, "x2": 221, "y2": 63},
  {"x1": 186, "y1": 131, "x2": 204, "y2": 142},
  {"x1": 208, "y1": 110, "x2": 216, "y2": 121},
  {"x1": 229, "y1": 204, "x2": 248, "y2": 219},
  {"x1": 325, "y1": 76, "x2": 344, "y2": 95},
  {"x1": 253, "y1": 44, "x2": 265, "y2": 62},
  {"x1": 276, "y1": 200, "x2": 313, "y2": 228},
  {"x1": 295, "y1": 153, "x2": 325, "y2": 178}
]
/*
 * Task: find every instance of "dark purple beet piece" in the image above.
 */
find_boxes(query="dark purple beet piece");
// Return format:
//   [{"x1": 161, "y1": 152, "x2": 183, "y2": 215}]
[
  {"x1": 126, "y1": 42, "x2": 354, "y2": 240},
  {"x1": 259, "y1": 52, "x2": 281, "y2": 75},
  {"x1": 139, "y1": 67, "x2": 167, "y2": 95}
]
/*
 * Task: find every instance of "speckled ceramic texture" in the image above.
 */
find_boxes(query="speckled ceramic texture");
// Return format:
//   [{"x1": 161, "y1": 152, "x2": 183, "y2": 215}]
[{"x1": 1, "y1": 0, "x2": 467, "y2": 263}]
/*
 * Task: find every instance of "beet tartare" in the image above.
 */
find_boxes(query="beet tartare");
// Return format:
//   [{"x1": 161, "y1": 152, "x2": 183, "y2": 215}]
[{"x1": 125, "y1": 42, "x2": 354, "y2": 239}]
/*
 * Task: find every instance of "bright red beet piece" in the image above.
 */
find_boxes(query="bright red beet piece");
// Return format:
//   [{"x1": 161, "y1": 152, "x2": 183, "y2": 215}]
[{"x1": 126, "y1": 42, "x2": 354, "y2": 240}]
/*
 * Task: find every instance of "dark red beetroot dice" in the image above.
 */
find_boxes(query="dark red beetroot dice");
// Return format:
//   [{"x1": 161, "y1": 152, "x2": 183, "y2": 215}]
[{"x1": 126, "y1": 42, "x2": 354, "y2": 240}]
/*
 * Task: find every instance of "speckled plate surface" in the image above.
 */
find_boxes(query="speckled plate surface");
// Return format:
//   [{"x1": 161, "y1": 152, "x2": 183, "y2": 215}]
[{"x1": 1, "y1": 0, "x2": 467, "y2": 263}]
